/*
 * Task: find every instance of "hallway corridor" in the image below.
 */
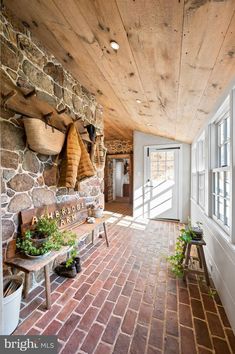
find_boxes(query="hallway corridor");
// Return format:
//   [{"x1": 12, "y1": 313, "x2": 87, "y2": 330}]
[{"x1": 13, "y1": 215, "x2": 235, "y2": 354}]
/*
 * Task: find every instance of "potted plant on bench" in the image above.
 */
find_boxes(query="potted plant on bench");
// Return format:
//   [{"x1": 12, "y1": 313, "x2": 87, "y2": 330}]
[{"x1": 16, "y1": 216, "x2": 81, "y2": 277}]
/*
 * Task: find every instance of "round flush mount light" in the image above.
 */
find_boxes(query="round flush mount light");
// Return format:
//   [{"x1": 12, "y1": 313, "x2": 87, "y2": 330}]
[
  {"x1": 136, "y1": 99, "x2": 141, "y2": 104},
  {"x1": 110, "y1": 40, "x2": 119, "y2": 50}
]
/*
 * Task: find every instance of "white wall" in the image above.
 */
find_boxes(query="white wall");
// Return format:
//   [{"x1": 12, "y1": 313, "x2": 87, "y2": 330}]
[
  {"x1": 115, "y1": 161, "x2": 124, "y2": 197},
  {"x1": 191, "y1": 89, "x2": 235, "y2": 333},
  {"x1": 133, "y1": 131, "x2": 191, "y2": 223},
  {"x1": 191, "y1": 201, "x2": 235, "y2": 332}
]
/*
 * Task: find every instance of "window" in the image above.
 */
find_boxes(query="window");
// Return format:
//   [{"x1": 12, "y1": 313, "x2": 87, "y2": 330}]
[
  {"x1": 212, "y1": 103, "x2": 231, "y2": 231},
  {"x1": 149, "y1": 150, "x2": 174, "y2": 183},
  {"x1": 218, "y1": 117, "x2": 230, "y2": 167},
  {"x1": 191, "y1": 136, "x2": 205, "y2": 208},
  {"x1": 198, "y1": 172, "x2": 205, "y2": 208},
  {"x1": 197, "y1": 138, "x2": 205, "y2": 208},
  {"x1": 191, "y1": 146, "x2": 197, "y2": 201}
]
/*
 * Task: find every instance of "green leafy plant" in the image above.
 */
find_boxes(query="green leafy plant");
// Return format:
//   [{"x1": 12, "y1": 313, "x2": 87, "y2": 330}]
[
  {"x1": 17, "y1": 216, "x2": 78, "y2": 267},
  {"x1": 198, "y1": 275, "x2": 217, "y2": 298},
  {"x1": 167, "y1": 221, "x2": 196, "y2": 277},
  {"x1": 34, "y1": 217, "x2": 58, "y2": 238}
]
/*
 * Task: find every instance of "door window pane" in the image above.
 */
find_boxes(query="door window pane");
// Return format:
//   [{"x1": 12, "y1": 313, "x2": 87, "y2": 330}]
[{"x1": 150, "y1": 151, "x2": 174, "y2": 183}]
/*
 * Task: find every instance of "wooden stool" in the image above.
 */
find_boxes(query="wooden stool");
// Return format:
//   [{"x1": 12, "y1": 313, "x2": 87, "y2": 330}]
[{"x1": 183, "y1": 239, "x2": 210, "y2": 286}]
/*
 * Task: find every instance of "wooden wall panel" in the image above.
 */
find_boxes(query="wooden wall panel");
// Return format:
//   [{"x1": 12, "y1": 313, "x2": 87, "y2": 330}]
[{"x1": 3, "y1": 0, "x2": 235, "y2": 142}]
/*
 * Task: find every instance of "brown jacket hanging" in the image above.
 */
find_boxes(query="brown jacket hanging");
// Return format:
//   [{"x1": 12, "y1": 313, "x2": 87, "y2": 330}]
[
  {"x1": 76, "y1": 132, "x2": 95, "y2": 182},
  {"x1": 58, "y1": 123, "x2": 81, "y2": 188}
]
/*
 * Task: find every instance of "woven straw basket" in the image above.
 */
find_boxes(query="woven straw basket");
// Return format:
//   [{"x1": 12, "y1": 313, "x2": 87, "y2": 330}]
[{"x1": 23, "y1": 118, "x2": 65, "y2": 155}]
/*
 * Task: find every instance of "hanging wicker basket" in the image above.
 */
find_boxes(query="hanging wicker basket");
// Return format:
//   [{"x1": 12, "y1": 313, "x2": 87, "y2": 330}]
[
  {"x1": 23, "y1": 117, "x2": 65, "y2": 155},
  {"x1": 92, "y1": 137, "x2": 107, "y2": 171}
]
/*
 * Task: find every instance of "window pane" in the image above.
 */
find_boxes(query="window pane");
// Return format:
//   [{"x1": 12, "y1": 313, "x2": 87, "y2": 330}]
[
  {"x1": 213, "y1": 173, "x2": 217, "y2": 193},
  {"x1": 220, "y1": 145, "x2": 226, "y2": 166},
  {"x1": 226, "y1": 117, "x2": 230, "y2": 140},
  {"x1": 218, "y1": 197, "x2": 224, "y2": 222},
  {"x1": 166, "y1": 151, "x2": 174, "y2": 161},
  {"x1": 213, "y1": 195, "x2": 217, "y2": 218},
  {"x1": 226, "y1": 142, "x2": 230, "y2": 166},
  {"x1": 225, "y1": 172, "x2": 230, "y2": 197},
  {"x1": 225, "y1": 200, "x2": 230, "y2": 227},
  {"x1": 218, "y1": 172, "x2": 224, "y2": 196},
  {"x1": 192, "y1": 148, "x2": 197, "y2": 172},
  {"x1": 150, "y1": 151, "x2": 174, "y2": 183},
  {"x1": 198, "y1": 173, "x2": 205, "y2": 207},
  {"x1": 192, "y1": 174, "x2": 197, "y2": 200},
  {"x1": 166, "y1": 161, "x2": 174, "y2": 180},
  {"x1": 219, "y1": 121, "x2": 224, "y2": 144}
]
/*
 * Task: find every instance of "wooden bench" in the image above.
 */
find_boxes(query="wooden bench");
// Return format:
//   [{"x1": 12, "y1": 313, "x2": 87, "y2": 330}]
[{"x1": 5, "y1": 212, "x2": 111, "y2": 310}]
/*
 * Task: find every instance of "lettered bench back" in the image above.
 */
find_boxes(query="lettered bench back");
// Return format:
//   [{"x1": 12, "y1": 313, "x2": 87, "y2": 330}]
[{"x1": 20, "y1": 198, "x2": 88, "y2": 234}]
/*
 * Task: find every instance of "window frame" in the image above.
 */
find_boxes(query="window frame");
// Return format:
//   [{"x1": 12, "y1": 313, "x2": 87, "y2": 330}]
[
  {"x1": 191, "y1": 144, "x2": 197, "y2": 202},
  {"x1": 210, "y1": 95, "x2": 232, "y2": 237}
]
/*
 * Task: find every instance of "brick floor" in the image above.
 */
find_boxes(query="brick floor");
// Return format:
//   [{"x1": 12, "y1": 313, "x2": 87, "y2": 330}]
[
  {"x1": 105, "y1": 201, "x2": 133, "y2": 216},
  {"x1": 13, "y1": 212, "x2": 235, "y2": 353}
]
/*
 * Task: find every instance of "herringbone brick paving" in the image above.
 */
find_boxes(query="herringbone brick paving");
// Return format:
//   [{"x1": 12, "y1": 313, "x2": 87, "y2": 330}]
[{"x1": 13, "y1": 212, "x2": 235, "y2": 354}]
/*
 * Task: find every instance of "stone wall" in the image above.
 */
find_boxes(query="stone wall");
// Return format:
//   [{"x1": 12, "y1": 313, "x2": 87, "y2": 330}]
[
  {"x1": 104, "y1": 159, "x2": 114, "y2": 203},
  {"x1": 105, "y1": 140, "x2": 133, "y2": 155},
  {"x1": 1, "y1": 12, "x2": 104, "y2": 264}
]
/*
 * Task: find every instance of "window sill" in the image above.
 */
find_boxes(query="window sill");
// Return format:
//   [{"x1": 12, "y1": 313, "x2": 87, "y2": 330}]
[{"x1": 191, "y1": 198, "x2": 235, "y2": 252}]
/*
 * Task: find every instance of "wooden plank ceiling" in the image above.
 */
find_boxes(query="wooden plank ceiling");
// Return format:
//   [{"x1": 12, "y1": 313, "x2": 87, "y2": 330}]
[{"x1": 4, "y1": 0, "x2": 235, "y2": 143}]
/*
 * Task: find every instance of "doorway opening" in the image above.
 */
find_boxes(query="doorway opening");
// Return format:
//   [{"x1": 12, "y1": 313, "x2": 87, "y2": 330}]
[{"x1": 104, "y1": 154, "x2": 133, "y2": 216}]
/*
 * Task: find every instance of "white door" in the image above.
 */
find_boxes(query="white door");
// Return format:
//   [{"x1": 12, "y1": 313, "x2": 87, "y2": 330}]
[{"x1": 145, "y1": 147, "x2": 179, "y2": 220}]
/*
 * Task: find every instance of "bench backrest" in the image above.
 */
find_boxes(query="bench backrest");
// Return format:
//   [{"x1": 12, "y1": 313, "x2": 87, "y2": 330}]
[{"x1": 20, "y1": 198, "x2": 88, "y2": 234}]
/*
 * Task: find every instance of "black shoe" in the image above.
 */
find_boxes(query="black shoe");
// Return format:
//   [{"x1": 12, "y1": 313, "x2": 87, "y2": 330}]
[
  {"x1": 55, "y1": 263, "x2": 77, "y2": 278},
  {"x1": 74, "y1": 257, "x2": 82, "y2": 273}
]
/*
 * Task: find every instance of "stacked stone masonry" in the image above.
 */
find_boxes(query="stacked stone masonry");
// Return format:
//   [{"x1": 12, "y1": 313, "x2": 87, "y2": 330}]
[
  {"x1": 105, "y1": 140, "x2": 133, "y2": 155},
  {"x1": 0, "y1": 10, "x2": 104, "y2": 270}
]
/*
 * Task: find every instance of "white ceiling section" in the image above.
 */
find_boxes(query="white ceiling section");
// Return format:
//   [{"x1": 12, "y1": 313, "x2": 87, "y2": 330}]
[{"x1": 4, "y1": 0, "x2": 235, "y2": 142}]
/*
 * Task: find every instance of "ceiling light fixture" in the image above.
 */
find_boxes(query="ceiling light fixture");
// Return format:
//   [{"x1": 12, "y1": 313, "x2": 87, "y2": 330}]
[
  {"x1": 136, "y1": 99, "x2": 141, "y2": 104},
  {"x1": 110, "y1": 40, "x2": 119, "y2": 50}
]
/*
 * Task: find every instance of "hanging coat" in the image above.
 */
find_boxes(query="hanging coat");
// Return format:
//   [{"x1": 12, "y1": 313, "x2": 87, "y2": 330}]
[
  {"x1": 58, "y1": 123, "x2": 81, "y2": 188},
  {"x1": 76, "y1": 132, "x2": 95, "y2": 182}
]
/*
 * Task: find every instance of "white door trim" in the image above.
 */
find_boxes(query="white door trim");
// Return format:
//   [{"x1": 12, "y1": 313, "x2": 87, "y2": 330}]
[{"x1": 144, "y1": 144, "x2": 183, "y2": 222}]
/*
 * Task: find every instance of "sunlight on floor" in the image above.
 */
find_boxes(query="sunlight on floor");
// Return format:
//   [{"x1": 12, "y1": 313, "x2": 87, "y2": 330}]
[{"x1": 104, "y1": 210, "x2": 149, "y2": 231}]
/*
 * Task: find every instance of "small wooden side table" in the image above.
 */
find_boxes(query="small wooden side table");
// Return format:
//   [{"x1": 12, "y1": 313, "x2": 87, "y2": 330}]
[{"x1": 183, "y1": 239, "x2": 210, "y2": 286}]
